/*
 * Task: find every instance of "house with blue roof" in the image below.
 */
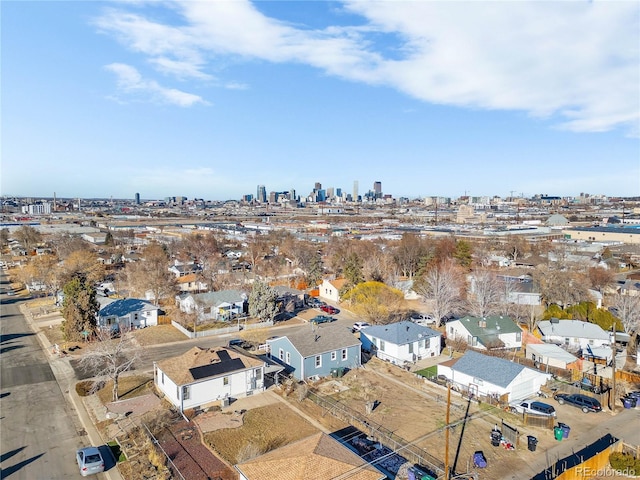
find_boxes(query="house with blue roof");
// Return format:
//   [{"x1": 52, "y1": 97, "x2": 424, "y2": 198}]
[
  {"x1": 266, "y1": 323, "x2": 361, "y2": 381},
  {"x1": 98, "y1": 298, "x2": 160, "y2": 331},
  {"x1": 437, "y1": 350, "x2": 551, "y2": 401},
  {"x1": 446, "y1": 315, "x2": 522, "y2": 350},
  {"x1": 360, "y1": 321, "x2": 442, "y2": 366}
]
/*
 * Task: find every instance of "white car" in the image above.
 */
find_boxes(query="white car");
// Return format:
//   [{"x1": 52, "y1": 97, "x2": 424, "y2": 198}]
[
  {"x1": 411, "y1": 314, "x2": 436, "y2": 326},
  {"x1": 352, "y1": 322, "x2": 371, "y2": 332}
]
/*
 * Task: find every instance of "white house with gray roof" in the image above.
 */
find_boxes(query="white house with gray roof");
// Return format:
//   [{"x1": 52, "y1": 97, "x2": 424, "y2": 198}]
[
  {"x1": 175, "y1": 290, "x2": 247, "y2": 322},
  {"x1": 446, "y1": 315, "x2": 522, "y2": 350},
  {"x1": 537, "y1": 319, "x2": 609, "y2": 352},
  {"x1": 266, "y1": 323, "x2": 361, "y2": 380},
  {"x1": 437, "y1": 350, "x2": 552, "y2": 401},
  {"x1": 360, "y1": 321, "x2": 442, "y2": 366}
]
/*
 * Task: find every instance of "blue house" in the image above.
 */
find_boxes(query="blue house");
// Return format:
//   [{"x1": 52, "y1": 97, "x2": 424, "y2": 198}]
[
  {"x1": 98, "y1": 298, "x2": 160, "y2": 331},
  {"x1": 266, "y1": 323, "x2": 361, "y2": 380}
]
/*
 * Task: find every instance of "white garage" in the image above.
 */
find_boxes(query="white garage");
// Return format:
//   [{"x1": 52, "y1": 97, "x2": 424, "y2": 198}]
[{"x1": 437, "y1": 350, "x2": 552, "y2": 402}]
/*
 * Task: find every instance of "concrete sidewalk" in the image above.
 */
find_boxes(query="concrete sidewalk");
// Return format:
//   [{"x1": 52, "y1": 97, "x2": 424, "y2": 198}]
[{"x1": 20, "y1": 304, "x2": 125, "y2": 480}]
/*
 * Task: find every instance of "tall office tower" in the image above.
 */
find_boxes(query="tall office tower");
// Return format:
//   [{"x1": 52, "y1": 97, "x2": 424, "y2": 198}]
[
  {"x1": 314, "y1": 182, "x2": 322, "y2": 191},
  {"x1": 289, "y1": 189, "x2": 296, "y2": 201},
  {"x1": 269, "y1": 191, "x2": 277, "y2": 203},
  {"x1": 353, "y1": 181, "x2": 359, "y2": 202},
  {"x1": 373, "y1": 181, "x2": 382, "y2": 198},
  {"x1": 326, "y1": 187, "x2": 335, "y2": 199},
  {"x1": 135, "y1": 192, "x2": 140, "y2": 204},
  {"x1": 257, "y1": 185, "x2": 267, "y2": 203},
  {"x1": 336, "y1": 188, "x2": 342, "y2": 198}
]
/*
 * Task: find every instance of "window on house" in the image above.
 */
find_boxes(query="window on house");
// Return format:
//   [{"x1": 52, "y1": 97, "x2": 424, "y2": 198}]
[
  {"x1": 255, "y1": 368, "x2": 262, "y2": 380},
  {"x1": 315, "y1": 355, "x2": 322, "y2": 368},
  {"x1": 279, "y1": 349, "x2": 284, "y2": 361},
  {"x1": 161, "y1": 372, "x2": 164, "y2": 385},
  {"x1": 408, "y1": 343, "x2": 414, "y2": 354},
  {"x1": 379, "y1": 340, "x2": 385, "y2": 352},
  {"x1": 182, "y1": 385, "x2": 190, "y2": 400},
  {"x1": 286, "y1": 352, "x2": 291, "y2": 364},
  {"x1": 516, "y1": 332, "x2": 522, "y2": 342},
  {"x1": 341, "y1": 349, "x2": 347, "y2": 361},
  {"x1": 331, "y1": 351, "x2": 337, "y2": 361},
  {"x1": 449, "y1": 327, "x2": 454, "y2": 335},
  {"x1": 223, "y1": 377, "x2": 229, "y2": 385}
]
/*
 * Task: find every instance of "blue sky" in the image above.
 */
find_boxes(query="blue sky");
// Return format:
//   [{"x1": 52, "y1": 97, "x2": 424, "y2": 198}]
[{"x1": 2, "y1": 1, "x2": 639, "y2": 201}]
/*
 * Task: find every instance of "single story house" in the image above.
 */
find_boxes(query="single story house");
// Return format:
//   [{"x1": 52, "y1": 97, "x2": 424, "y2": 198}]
[
  {"x1": 267, "y1": 323, "x2": 361, "y2": 381},
  {"x1": 318, "y1": 278, "x2": 347, "y2": 303},
  {"x1": 537, "y1": 319, "x2": 610, "y2": 352},
  {"x1": 98, "y1": 298, "x2": 160, "y2": 331},
  {"x1": 154, "y1": 346, "x2": 266, "y2": 412},
  {"x1": 168, "y1": 262, "x2": 202, "y2": 278},
  {"x1": 360, "y1": 321, "x2": 442, "y2": 366},
  {"x1": 525, "y1": 343, "x2": 580, "y2": 370},
  {"x1": 177, "y1": 273, "x2": 208, "y2": 293},
  {"x1": 446, "y1": 316, "x2": 522, "y2": 350},
  {"x1": 437, "y1": 350, "x2": 552, "y2": 402},
  {"x1": 235, "y1": 432, "x2": 385, "y2": 480},
  {"x1": 272, "y1": 285, "x2": 305, "y2": 312},
  {"x1": 176, "y1": 290, "x2": 247, "y2": 322}
]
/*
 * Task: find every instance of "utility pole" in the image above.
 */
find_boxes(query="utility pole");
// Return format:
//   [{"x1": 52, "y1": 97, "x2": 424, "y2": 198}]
[
  {"x1": 444, "y1": 384, "x2": 451, "y2": 480},
  {"x1": 611, "y1": 324, "x2": 617, "y2": 413}
]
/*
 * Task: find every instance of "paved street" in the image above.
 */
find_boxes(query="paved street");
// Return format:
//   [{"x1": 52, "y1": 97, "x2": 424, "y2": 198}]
[{"x1": 0, "y1": 273, "x2": 92, "y2": 480}]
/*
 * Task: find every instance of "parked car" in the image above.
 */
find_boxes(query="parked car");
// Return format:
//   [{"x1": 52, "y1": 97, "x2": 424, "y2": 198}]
[
  {"x1": 227, "y1": 338, "x2": 252, "y2": 349},
  {"x1": 320, "y1": 304, "x2": 339, "y2": 314},
  {"x1": 307, "y1": 297, "x2": 323, "y2": 307},
  {"x1": 573, "y1": 377, "x2": 608, "y2": 394},
  {"x1": 352, "y1": 322, "x2": 371, "y2": 332},
  {"x1": 554, "y1": 393, "x2": 602, "y2": 413},
  {"x1": 311, "y1": 315, "x2": 335, "y2": 324},
  {"x1": 411, "y1": 314, "x2": 436, "y2": 326},
  {"x1": 509, "y1": 400, "x2": 556, "y2": 417},
  {"x1": 76, "y1": 446, "x2": 105, "y2": 476}
]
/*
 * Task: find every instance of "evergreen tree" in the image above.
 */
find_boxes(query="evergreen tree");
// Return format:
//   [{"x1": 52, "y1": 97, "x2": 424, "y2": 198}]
[
  {"x1": 248, "y1": 280, "x2": 278, "y2": 322},
  {"x1": 62, "y1": 275, "x2": 99, "y2": 341}
]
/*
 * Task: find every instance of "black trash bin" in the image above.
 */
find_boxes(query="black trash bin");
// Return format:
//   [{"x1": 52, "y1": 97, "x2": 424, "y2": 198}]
[
  {"x1": 490, "y1": 429, "x2": 501, "y2": 447},
  {"x1": 527, "y1": 435, "x2": 538, "y2": 452}
]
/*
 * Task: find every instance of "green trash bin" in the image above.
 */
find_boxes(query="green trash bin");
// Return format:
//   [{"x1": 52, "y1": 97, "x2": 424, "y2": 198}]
[{"x1": 554, "y1": 426, "x2": 563, "y2": 441}]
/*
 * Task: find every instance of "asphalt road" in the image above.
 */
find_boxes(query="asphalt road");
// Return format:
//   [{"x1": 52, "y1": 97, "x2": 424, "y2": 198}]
[{"x1": 0, "y1": 273, "x2": 93, "y2": 480}]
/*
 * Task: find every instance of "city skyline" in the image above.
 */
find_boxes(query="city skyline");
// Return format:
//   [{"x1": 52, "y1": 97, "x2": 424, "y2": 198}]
[{"x1": 2, "y1": 1, "x2": 639, "y2": 200}]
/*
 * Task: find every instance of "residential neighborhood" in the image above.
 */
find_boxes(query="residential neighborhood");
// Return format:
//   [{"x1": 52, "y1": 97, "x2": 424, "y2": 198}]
[{"x1": 1, "y1": 194, "x2": 640, "y2": 480}]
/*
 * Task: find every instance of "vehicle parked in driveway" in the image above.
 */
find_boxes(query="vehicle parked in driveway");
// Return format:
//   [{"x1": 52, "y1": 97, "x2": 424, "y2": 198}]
[
  {"x1": 311, "y1": 315, "x2": 335, "y2": 324},
  {"x1": 573, "y1": 377, "x2": 608, "y2": 394},
  {"x1": 411, "y1": 314, "x2": 436, "y2": 326},
  {"x1": 307, "y1": 297, "x2": 324, "y2": 307},
  {"x1": 510, "y1": 400, "x2": 556, "y2": 417},
  {"x1": 320, "y1": 304, "x2": 339, "y2": 314},
  {"x1": 76, "y1": 446, "x2": 105, "y2": 476},
  {"x1": 554, "y1": 393, "x2": 602, "y2": 413},
  {"x1": 352, "y1": 322, "x2": 371, "y2": 332}
]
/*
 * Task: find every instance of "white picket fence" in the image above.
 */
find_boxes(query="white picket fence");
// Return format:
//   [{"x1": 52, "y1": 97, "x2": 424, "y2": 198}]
[{"x1": 171, "y1": 319, "x2": 273, "y2": 339}]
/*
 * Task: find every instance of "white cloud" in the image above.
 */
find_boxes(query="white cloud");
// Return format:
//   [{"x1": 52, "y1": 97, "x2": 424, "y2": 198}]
[
  {"x1": 96, "y1": 1, "x2": 639, "y2": 134},
  {"x1": 104, "y1": 63, "x2": 208, "y2": 107}
]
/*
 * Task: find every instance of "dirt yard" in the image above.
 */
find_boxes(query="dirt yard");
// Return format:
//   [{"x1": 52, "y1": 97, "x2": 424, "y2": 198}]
[
  {"x1": 203, "y1": 403, "x2": 321, "y2": 465},
  {"x1": 286, "y1": 357, "x2": 564, "y2": 480}
]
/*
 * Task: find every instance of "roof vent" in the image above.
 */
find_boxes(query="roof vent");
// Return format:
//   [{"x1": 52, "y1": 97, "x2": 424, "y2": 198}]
[{"x1": 550, "y1": 318, "x2": 560, "y2": 324}]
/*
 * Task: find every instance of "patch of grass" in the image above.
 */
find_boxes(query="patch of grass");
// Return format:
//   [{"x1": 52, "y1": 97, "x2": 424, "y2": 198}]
[
  {"x1": 133, "y1": 325, "x2": 188, "y2": 346},
  {"x1": 97, "y1": 375, "x2": 154, "y2": 404},
  {"x1": 204, "y1": 403, "x2": 318, "y2": 465},
  {"x1": 108, "y1": 440, "x2": 127, "y2": 462},
  {"x1": 415, "y1": 366, "x2": 437, "y2": 378}
]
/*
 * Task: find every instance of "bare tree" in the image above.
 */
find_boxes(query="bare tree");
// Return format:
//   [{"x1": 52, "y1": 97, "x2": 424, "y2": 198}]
[
  {"x1": 413, "y1": 259, "x2": 465, "y2": 327},
  {"x1": 467, "y1": 269, "x2": 502, "y2": 318},
  {"x1": 611, "y1": 293, "x2": 640, "y2": 362},
  {"x1": 125, "y1": 243, "x2": 176, "y2": 305},
  {"x1": 78, "y1": 329, "x2": 139, "y2": 402},
  {"x1": 393, "y1": 233, "x2": 429, "y2": 279},
  {"x1": 13, "y1": 225, "x2": 42, "y2": 252}
]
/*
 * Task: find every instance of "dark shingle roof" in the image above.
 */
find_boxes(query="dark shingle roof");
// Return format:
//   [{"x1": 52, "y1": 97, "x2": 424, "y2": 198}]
[{"x1": 99, "y1": 298, "x2": 157, "y2": 317}]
